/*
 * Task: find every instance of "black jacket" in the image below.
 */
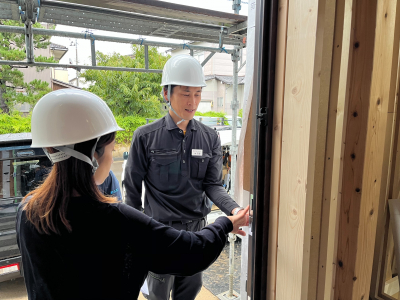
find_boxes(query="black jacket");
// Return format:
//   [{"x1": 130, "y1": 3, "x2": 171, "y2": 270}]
[
  {"x1": 124, "y1": 114, "x2": 239, "y2": 221},
  {"x1": 16, "y1": 196, "x2": 233, "y2": 300}
]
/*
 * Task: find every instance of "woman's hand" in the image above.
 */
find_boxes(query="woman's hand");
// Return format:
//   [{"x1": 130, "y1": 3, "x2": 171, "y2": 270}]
[{"x1": 226, "y1": 205, "x2": 250, "y2": 236}]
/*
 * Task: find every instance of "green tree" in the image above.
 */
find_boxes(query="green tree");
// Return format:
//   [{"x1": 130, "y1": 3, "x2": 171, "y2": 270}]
[
  {"x1": 0, "y1": 20, "x2": 58, "y2": 113},
  {"x1": 82, "y1": 45, "x2": 170, "y2": 117}
]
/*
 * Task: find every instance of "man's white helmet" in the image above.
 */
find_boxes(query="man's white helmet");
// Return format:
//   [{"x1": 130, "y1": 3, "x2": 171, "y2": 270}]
[
  {"x1": 161, "y1": 55, "x2": 206, "y2": 125},
  {"x1": 161, "y1": 54, "x2": 206, "y2": 87},
  {"x1": 31, "y1": 89, "x2": 123, "y2": 166}
]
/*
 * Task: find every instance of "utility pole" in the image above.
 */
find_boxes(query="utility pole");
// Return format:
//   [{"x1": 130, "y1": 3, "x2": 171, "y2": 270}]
[
  {"x1": 70, "y1": 38, "x2": 79, "y2": 87},
  {"x1": 75, "y1": 38, "x2": 79, "y2": 87}
]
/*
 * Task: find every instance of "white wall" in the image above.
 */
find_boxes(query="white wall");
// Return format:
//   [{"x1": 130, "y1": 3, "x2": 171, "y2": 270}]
[
  {"x1": 170, "y1": 42, "x2": 246, "y2": 77},
  {"x1": 197, "y1": 101, "x2": 212, "y2": 113}
]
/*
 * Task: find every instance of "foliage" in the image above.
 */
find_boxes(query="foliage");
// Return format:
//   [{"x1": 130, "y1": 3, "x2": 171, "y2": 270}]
[
  {"x1": 114, "y1": 115, "x2": 147, "y2": 144},
  {"x1": 195, "y1": 111, "x2": 227, "y2": 118},
  {"x1": 195, "y1": 111, "x2": 228, "y2": 125},
  {"x1": 0, "y1": 111, "x2": 31, "y2": 134},
  {"x1": 82, "y1": 45, "x2": 170, "y2": 117},
  {"x1": 0, "y1": 112, "x2": 149, "y2": 146},
  {"x1": 238, "y1": 108, "x2": 243, "y2": 118},
  {"x1": 0, "y1": 20, "x2": 57, "y2": 113}
]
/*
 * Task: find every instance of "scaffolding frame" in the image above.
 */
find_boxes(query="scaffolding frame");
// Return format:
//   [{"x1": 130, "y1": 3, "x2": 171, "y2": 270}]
[{"x1": 1, "y1": 0, "x2": 244, "y2": 210}]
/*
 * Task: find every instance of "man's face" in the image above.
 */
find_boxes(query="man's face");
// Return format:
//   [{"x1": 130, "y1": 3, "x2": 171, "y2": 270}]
[{"x1": 167, "y1": 86, "x2": 202, "y2": 121}]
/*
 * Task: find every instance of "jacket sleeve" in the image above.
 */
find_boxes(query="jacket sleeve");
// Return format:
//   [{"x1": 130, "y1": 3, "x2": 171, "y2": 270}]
[
  {"x1": 117, "y1": 203, "x2": 233, "y2": 276},
  {"x1": 124, "y1": 128, "x2": 147, "y2": 211},
  {"x1": 203, "y1": 133, "x2": 239, "y2": 216}
]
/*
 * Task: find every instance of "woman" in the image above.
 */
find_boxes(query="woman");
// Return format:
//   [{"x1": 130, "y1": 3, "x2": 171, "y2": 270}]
[
  {"x1": 94, "y1": 133, "x2": 123, "y2": 201},
  {"x1": 16, "y1": 89, "x2": 249, "y2": 300}
]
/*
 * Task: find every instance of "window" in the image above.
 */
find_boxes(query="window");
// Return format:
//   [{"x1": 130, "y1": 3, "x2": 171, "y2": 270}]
[{"x1": 217, "y1": 97, "x2": 224, "y2": 107}]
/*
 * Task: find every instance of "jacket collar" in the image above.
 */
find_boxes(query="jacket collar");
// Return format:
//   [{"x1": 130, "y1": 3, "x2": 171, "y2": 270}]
[{"x1": 165, "y1": 113, "x2": 197, "y2": 131}]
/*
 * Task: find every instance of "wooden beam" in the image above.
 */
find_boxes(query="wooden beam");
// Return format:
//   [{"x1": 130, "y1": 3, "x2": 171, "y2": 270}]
[
  {"x1": 371, "y1": 14, "x2": 400, "y2": 300},
  {"x1": 335, "y1": 0, "x2": 400, "y2": 299},
  {"x1": 316, "y1": 0, "x2": 350, "y2": 298},
  {"x1": 275, "y1": 0, "x2": 333, "y2": 298},
  {"x1": 268, "y1": 0, "x2": 288, "y2": 299},
  {"x1": 306, "y1": 0, "x2": 337, "y2": 298}
]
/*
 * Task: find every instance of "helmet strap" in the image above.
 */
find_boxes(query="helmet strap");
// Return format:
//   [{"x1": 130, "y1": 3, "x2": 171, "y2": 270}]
[
  {"x1": 43, "y1": 137, "x2": 100, "y2": 172},
  {"x1": 166, "y1": 85, "x2": 185, "y2": 125}
]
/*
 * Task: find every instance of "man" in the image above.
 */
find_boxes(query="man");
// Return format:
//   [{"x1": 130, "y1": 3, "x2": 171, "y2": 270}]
[{"x1": 124, "y1": 54, "x2": 243, "y2": 300}]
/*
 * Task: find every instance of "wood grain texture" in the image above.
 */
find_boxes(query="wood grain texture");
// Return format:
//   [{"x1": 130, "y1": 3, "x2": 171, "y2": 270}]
[
  {"x1": 335, "y1": 0, "x2": 400, "y2": 299},
  {"x1": 306, "y1": 0, "x2": 337, "y2": 298},
  {"x1": 316, "y1": 0, "x2": 349, "y2": 299},
  {"x1": 275, "y1": 0, "x2": 320, "y2": 299},
  {"x1": 354, "y1": 0, "x2": 400, "y2": 298},
  {"x1": 371, "y1": 9, "x2": 400, "y2": 300},
  {"x1": 268, "y1": 0, "x2": 288, "y2": 299},
  {"x1": 333, "y1": 0, "x2": 377, "y2": 298}
]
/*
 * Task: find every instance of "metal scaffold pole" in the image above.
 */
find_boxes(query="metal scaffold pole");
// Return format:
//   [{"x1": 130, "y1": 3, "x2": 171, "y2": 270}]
[
  {"x1": 230, "y1": 48, "x2": 240, "y2": 202},
  {"x1": 218, "y1": 45, "x2": 240, "y2": 300}
]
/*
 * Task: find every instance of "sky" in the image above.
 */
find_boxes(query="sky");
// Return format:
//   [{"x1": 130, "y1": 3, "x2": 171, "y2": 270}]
[{"x1": 49, "y1": 0, "x2": 249, "y2": 83}]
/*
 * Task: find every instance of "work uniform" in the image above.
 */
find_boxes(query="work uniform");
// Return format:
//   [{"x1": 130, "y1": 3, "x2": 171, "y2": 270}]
[
  {"x1": 124, "y1": 113, "x2": 240, "y2": 300},
  {"x1": 16, "y1": 196, "x2": 233, "y2": 300},
  {"x1": 98, "y1": 170, "x2": 123, "y2": 201}
]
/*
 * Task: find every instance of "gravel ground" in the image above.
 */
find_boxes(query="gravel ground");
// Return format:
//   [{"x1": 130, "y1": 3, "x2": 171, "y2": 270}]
[{"x1": 203, "y1": 239, "x2": 242, "y2": 296}]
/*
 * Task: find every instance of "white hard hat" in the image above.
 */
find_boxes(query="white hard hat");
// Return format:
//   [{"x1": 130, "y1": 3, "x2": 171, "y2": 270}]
[
  {"x1": 31, "y1": 89, "x2": 123, "y2": 148},
  {"x1": 31, "y1": 89, "x2": 123, "y2": 167},
  {"x1": 160, "y1": 54, "x2": 206, "y2": 87}
]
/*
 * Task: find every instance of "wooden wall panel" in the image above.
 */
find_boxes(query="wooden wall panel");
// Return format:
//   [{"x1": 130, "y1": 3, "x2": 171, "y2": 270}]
[
  {"x1": 316, "y1": 0, "x2": 350, "y2": 298},
  {"x1": 306, "y1": 0, "x2": 336, "y2": 298},
  {"x1": 275, "y1": 0, "x2": 321, "y2": 299},
  {"x1": 334, "y1": 0, "x2": 377, "y2": 298},
  {"x1": 268, "y1": 0, "x2": 288, "y2": 299},
  {"x1": 335, "y1": 0, "x2": 400, "y2": 299}
]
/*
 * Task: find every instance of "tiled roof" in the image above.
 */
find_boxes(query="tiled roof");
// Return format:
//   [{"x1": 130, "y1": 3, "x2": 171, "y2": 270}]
[{"x1": 205, "y1": 75, "x2": 245, "y2": 85}]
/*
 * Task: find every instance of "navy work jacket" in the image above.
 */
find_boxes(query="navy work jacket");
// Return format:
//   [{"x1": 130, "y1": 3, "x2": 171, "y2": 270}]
[{"x1": 124, "y1": 113, "x2": 239, "y2": 222}]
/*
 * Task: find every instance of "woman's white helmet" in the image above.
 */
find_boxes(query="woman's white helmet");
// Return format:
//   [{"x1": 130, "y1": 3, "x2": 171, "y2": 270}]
[
  {"x1": 31, "y1": 89, "x2": 123, "y2": 166},
  {"x1": 161, "y1": 54, "x2": 206, "y2": 125}
]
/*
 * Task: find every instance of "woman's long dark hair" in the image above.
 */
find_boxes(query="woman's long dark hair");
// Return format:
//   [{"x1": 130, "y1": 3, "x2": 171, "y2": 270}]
[{"x1": 23, "y1": 132, "x2": 117, "y2": 235}]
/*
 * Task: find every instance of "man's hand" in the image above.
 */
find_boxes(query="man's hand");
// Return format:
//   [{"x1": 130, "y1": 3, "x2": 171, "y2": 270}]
[{"x1": 227, "y1": 205, "x2": 250, "y2": 236}]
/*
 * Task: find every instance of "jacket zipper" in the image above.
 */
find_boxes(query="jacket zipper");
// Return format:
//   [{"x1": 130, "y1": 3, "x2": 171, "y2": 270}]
[{"x1": 150, "y1": 149, "x2": 178, "y2": 155}]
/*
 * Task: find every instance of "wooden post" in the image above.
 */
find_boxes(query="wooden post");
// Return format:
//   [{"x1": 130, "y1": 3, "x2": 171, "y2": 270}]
[
  {"x1": 306, "y1": 0, "x2": 337, "y2": 298},
  {"x1": 316, "y1": 0, "x2": 351, "y2": 298},
  {"x1": 268, "y1": 0, "x2": 288, "y2": 299},
  {"x1": 335, "y1": 0, "x2": 400, "y2": 299},
  {"x1": 275, "y1": 0, "x2": 334, "y2": 298}
]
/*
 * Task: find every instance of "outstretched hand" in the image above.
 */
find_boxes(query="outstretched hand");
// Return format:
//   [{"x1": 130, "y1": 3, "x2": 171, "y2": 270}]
[{"x1": 227, "y1": 205, "x2": 250, "y2": 236}]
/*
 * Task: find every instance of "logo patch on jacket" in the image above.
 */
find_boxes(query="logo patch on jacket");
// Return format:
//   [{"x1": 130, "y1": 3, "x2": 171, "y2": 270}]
[{"x1": 192, "y1": 149, "x2": 203, "y2": 156}]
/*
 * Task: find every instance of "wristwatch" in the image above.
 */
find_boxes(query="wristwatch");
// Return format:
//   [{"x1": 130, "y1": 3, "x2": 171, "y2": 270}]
[{"x1": 232, "y1": 207, "x2": 244, "y2": 216}]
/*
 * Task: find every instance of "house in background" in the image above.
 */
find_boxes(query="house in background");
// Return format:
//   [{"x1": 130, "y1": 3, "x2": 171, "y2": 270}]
[
  {"x1": 168, "y1": 42, "x2": 246, "y2": 114},
  {"x1": 52, "y1": 79, "x2": 81, "y2": 91},
  {"x1": 14, "y1": 42, "x2": 69, "y2": 113}
]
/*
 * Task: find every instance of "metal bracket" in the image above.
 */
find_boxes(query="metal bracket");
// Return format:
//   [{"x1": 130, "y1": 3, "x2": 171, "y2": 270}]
[
  {"x1": 25, "y1": 22, "x2": 34, "y2": 63},
  {"x1": 19, "y1": 0, "x2": 40, "y2": 23},
  {"x1": 219, "y1": 27, "x2": 228, "y2": 48},
  {"x1": 232, "y1": 0, "x2": 242, "y2": 14},
  {"x1": 257, "y1": 107, "x2": 268, "y2": 126},
  {"x1": 231, "y1": 49, "x2": 240, "y2": 62}
]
